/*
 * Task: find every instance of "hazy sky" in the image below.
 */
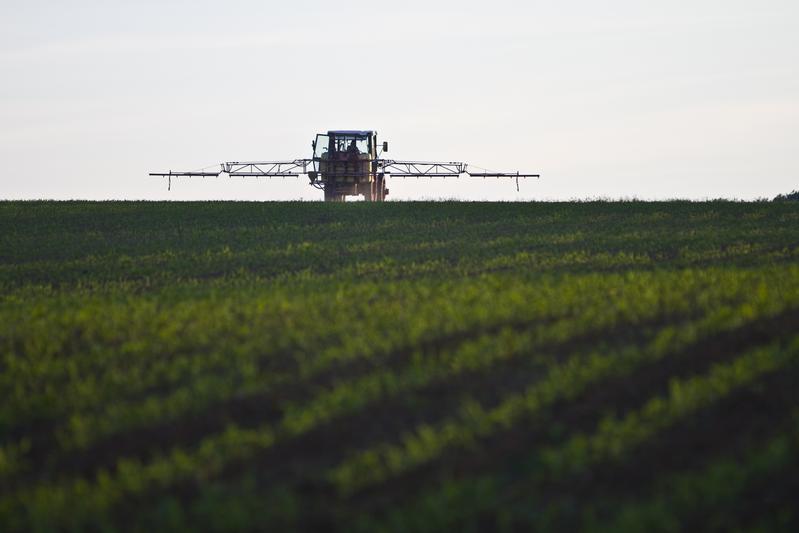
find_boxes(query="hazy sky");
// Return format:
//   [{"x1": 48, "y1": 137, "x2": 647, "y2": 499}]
[{"x1": 1, "y1": 0, "x2": 797, "y2": 201}]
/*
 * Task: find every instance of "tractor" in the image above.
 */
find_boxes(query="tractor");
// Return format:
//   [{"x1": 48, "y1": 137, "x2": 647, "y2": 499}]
[{"x1": 311, "y1": 130, "x2": 387, "y2": 202}]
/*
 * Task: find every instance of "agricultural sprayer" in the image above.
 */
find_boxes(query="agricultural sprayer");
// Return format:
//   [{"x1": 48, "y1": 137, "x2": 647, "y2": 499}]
[{"x1": 150, "y1": 130, "x2": 539, "y2": 201}]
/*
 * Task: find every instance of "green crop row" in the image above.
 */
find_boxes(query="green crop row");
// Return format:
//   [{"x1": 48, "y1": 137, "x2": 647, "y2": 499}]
[
  {"x1": 328, "y1": 296, "x2": 797, "y2": 496},
  {"x1": 4, "y1": 266, "x2": 792, "y2": 486},
  {"x1": 350, "y1": 338, "x2": 799, "y2": 533},
  {"x1": 596, "y1": 412, "x2": 799, "y2": 533}
]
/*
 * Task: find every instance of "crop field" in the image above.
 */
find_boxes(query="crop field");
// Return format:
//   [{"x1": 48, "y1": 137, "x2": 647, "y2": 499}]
[{"x1": 1, "y1": 200, "x2": 799, "y2": 532}]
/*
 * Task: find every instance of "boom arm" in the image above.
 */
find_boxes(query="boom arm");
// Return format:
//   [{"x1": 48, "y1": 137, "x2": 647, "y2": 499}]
[
  {"x1": 149, "y1": 159, "x2": 313, "y2": 178},
  {"x1": 377, "y1": 160, "x2": 539, "y2": 178},
  {"x1": 377, "y1": 160, "x2": 466, "y2": 177}
]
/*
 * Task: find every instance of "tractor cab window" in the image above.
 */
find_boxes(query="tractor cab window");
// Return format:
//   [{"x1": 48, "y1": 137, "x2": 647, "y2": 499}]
[
  {"x1": 332, "y1": 136, "x2": 369, "y2": 157},
  {"x1": 314, "y1": 134, "x2": 330, "y2": 159}
]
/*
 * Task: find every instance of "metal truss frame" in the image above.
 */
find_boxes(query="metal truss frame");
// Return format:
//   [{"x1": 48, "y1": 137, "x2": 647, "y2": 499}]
[{"x1": 377, "y1": 160, "x2": 466, "y2": 177}]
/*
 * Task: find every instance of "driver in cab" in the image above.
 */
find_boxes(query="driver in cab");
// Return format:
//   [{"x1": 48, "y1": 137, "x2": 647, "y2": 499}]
[{"x1": 346, "y1": 140, "x2": 360, "y2": 173}]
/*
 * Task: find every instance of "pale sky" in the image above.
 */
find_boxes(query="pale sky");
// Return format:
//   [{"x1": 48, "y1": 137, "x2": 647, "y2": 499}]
[{"x1": 1, "y1": 0, "x2": 797, "y2": 201}]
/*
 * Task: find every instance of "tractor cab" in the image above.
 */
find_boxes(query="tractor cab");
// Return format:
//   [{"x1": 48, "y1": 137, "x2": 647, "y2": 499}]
[{"x1": 312, "y1": 130, "x2": 377, "y2": 161}]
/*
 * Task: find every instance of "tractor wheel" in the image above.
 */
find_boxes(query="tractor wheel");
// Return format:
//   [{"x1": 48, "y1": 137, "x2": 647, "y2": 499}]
[
  {"x1": 363, "y1": 181, "x2": 374, "y2": 202},
  {"x1": 376, "y1": 174, "x2": 387, "y2": 201},
  {"x1": 324, "y1": 188, "x2": 342, "y2": 202}
]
